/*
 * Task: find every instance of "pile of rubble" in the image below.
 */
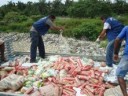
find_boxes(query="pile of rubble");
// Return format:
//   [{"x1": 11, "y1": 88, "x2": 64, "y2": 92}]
[{"x1": 0, "y1": 33, "x2": 106, "y2": 56}]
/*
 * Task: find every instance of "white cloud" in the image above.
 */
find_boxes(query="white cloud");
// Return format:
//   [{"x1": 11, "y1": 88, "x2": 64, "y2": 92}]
[
  {"x1": 0, "y1": 0, "x2": 38, "y2": 6},
  {"x1": 0, "y1": 0, "x2": 9, "y2": 6}
]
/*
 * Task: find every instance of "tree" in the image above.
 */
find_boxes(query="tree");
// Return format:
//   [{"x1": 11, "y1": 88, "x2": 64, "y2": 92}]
[
  {"x1": 38, "y1": 0, "x2": 48, "y2": 15},
  {"x1": 67, "y1": 0, "x2": 112, "y2": 18},
  {"x1": 50, "y1": 0, "x2": 65, "y2": 16},
  {"x1": 17, "y1": 1, "x2": 26, "y2": 11},
  {"x1": 111, "y1": 0, "x2": 128, "y2": 15}
]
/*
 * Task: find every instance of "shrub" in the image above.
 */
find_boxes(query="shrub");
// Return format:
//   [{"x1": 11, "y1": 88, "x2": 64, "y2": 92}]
[
  {"x1": 8, "y1": 19, "x2": 33, "y2": 32},
  {"x1": 100, "y1": 40, "x2": 108, "y2": 48},
  {"x1": 116, "y1": 15, "x2": 128, "y2": 25},
  {"x1": 71, "y1": 22, "x2": 99, "y2": 40},
  {"x1": 4, "y1": 12, "x2": 28, "y2": 23},
  {"x1": 4, "y1": 12, "x2": 19, "y2": 23},
  {"x1": 30, "y1": 15, "x2": 42, "y2": 21},
  {"x1": 0, "y1": 21, "x2": 6, "y2": 25},
  {"x1": 48, "y1": 17, "x2": 102, "y2": 40},
  {"x1": 0, "y1": 26, "x2": 7, "y2": 31}
]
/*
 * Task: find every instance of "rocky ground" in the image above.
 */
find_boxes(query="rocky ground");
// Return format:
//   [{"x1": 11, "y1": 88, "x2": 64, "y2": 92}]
[
  {"x1": 0, "y1": 32, "x2": 124, "y2": 58},
  {"x1": 0, "y1": 32, "x2": 106, "y2": 55}
]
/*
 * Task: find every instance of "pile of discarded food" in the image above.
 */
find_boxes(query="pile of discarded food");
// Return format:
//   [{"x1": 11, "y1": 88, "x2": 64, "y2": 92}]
[{"x1": 0, "y1": 55, "x2": 120, "y2": 96}]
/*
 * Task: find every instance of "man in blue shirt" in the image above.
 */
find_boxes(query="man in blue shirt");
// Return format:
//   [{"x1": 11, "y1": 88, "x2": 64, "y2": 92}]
[
  {"x1": 96, "y1": 16, "x2": 124, "y2": 67},
  {"x1": 30, "y1": 15, "x2": 64, "y2": 63},
  {"x1": 113, "y1": 26, "x2": 128, "y2": 96}
]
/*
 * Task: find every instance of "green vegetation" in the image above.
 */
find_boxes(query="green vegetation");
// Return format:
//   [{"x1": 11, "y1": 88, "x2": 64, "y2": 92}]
[
  {"x1": 0, "y1": 0, "x2": 128, "y2": 41},
  {"x1": 100, "y1": 40, "x2": 108, "y2": 48}
]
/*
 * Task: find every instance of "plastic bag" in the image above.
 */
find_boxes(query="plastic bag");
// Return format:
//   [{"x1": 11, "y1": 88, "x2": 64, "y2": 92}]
[
  {"x1": 104, "y1": 86, "x2": 123, "y2": 96},
  {"x1": 39, "y1": 84, "x2": 60, "y2": 96},
  {"x1": 0, "y1": 74, "x2": 25, "y2": 91}
]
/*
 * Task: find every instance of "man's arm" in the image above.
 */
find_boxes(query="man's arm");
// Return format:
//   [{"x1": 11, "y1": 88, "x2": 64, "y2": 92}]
[
  {"x1": 96, "y1": 22, "x2": 110, "y2": 42},
  {"x1": 98, "y1": 29, "x2": 107, "y2": 40},
  {"x1": 113, "y1": 38, "x2": 121, "y2": 61},
  {"x1": 95, "y1": 29, "x2": 106, "y2": 43},
  {"x1": 50, "y1": 26, "x2": 64, "y2": 31},
  {"x1": 46, "y1": 19, "x2": 64, "y2": 31},
  {"x1": 113, "y1": 26, "x2": 126, "y2": 61},
  {"x1": 114, "y1": 26, "x2": 126, "y2": 56},
  {"x1": 113, "y1": 27, "x2": 127, "y2": 61},
  {"x1": 114, "y1": 38, "x2": 122, "y2": 55}
]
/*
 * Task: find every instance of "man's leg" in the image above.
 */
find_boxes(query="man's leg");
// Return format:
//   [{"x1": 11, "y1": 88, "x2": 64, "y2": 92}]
[
  {"x1": 116, "y1": 56, "x2": 128, "y2": 96},
  {"x1": 30, "y1": 31, "x2": 39, "y2": 63},
  {"x1": 0, "y1": 43, "x2": 6, "y2": 61},
  {"x1": 118, "y1": 77, "x2": 127, "y2": 96},
  {"x1": 38, "y1": 36, "x2": 45, "y2": 59},
  {"x1": 106, "y1": 40, "x2": 114, "y2": 67}
]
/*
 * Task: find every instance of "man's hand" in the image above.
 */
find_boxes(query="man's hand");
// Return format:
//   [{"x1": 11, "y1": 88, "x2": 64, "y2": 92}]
[
  {"x1": 121, "y1": 40, "x2": 126, "y2": 47},
  {"x1": 50, "y1": 26, "x2": 64, "y2": 31},
  {"x1": 60, "y1": 26, "x2": 65, "y2": 30},
  {"x1": 113, "y1": 54, "x2": 119, "y2": 62},
  {"x1": 95, "y1": 38, "x2": 100, "y2": 43},
  {"x1": 59, "y1": 27, "x2": 64, "y2": 32}
]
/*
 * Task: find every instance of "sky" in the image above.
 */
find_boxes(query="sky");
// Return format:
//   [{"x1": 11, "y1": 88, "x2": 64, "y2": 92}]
[
  {"x1": 0, "y1": 0, "x2": 72, "y2": 6},
  {"x1": 0, "y1": 0, "x2": 128, "y2": 6}
]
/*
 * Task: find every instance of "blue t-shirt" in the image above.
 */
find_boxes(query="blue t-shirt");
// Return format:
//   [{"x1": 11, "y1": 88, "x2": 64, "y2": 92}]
[{"x1": 117, "y1": 26, "x2": 128, "y2": 55}]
